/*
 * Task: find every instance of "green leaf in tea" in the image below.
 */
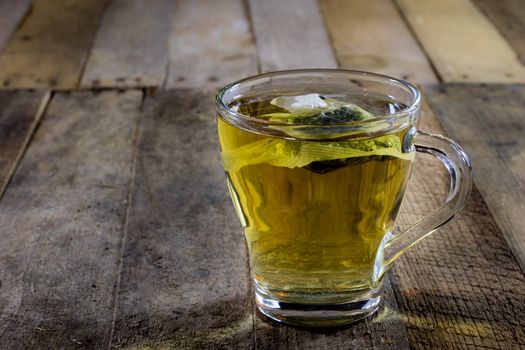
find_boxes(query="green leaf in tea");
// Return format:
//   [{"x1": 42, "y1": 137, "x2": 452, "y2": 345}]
[
  {"x1": 222, "y1": 94, "x2": 413, "y2": 173},
  {"x1": 222, "y1": 135, "x2": 413, "y2": 173}
]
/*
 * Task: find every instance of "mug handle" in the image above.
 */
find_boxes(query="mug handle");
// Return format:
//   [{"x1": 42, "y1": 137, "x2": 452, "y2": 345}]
[{"x1": 383, "y1": 130, "x2": 473, "y2": 267}]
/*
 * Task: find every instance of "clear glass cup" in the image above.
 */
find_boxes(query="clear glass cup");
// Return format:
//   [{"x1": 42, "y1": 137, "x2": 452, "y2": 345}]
[{"x1": 215, "y1": 69, "x2": 472, "y2": 327}]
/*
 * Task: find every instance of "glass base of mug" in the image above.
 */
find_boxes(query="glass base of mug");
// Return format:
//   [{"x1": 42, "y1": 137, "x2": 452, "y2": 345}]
[{"x1": 254, "y1": 284, "x2": 382, "y2": 327}]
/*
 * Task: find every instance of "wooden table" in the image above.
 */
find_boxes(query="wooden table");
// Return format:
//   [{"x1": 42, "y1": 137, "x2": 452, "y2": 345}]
[{"x1": 0, "y1": 0, "x2": 524, "y2": 349}]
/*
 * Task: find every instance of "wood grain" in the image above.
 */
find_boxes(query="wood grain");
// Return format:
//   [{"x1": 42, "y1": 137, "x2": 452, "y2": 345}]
[
  {"x1": 475, "y1": 0, "x2": 525, "y2": 65},
  {"x1": 110, "y1": 90, "x2": 254, "y2": 349},
  {"x1": 165, "y1": 0, "x2": 257, "y2": 89},
  {"x1": 425, "y1": 84, "x2": 525, "y2": 274},
  {"x1": 81, "y1": 0, "x2": 172, "y2": 88},
  {"x1": 396, "y1": 0, "x2": 525, "y2": 83},
  {"x1": 0, "y1": 0, "x2": 108, "y2": 90},
  {"x1": 248, "y1": 0, "x2": 337, "y2": 72},
  {"x1": 319, "y1": 0, "x2": 437, "y2": 83},
  {"x1": 0, "y1": 0, "x2": 32, "y2": 53},
  {"x1": 0, "y1": 90, "x2": 50, "y2": 199},
  {"x1": 389, "y1": 98, "x2": 525, "y2": 349},
  {"x1": 0, "y1": 90, "x2": 142, "y2": 349}
]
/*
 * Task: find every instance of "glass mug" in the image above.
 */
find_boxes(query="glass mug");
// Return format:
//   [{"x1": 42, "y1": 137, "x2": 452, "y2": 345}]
[{"x1": 215, "y1": 69, "x2": 472, "y2": 327}]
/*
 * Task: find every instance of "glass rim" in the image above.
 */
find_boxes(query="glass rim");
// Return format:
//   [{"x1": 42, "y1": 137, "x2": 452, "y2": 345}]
[{"x1": 215, "y1": 68, "x2": 421, "y2": 127}]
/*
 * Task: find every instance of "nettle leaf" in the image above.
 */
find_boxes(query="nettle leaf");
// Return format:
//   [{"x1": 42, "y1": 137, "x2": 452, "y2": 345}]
[
  {"x1": 222, "y1": 94, "x2": 411, "y2": 172},
  {"x1": 222, "y1": 135, "x2": 413, "y2": 172}
]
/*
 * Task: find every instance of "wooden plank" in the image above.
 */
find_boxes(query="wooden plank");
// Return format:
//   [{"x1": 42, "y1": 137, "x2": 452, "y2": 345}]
[
  {"x1": 0, "y1": 0, "x2": 108, "y2": 90},
  {"x1": 388, "y1": 98, "x2": 525, "y2": 348},
  {"x1": 425, "y1": 84, "x2": 525, "y2": 273},
  {"x1": 0, "y1": 90, "x2": 50, "y2": 198},
  {"x1": 0, "y1": 0, "x2": 32, "y2": 53},
  {"x1": 110, "y1": 90, "x2": 254, "y2": 349},
  {"x1": 395, "y1": 0, "x2": 525, "y2": 83},
  {"x1": 319, "y1": 0, "x2": 437, "y2": 83},
  {"x1": 165, "y1": 0, "x2": 257, "y2": 89},
  {"x1": 81, "y1": 0, "x2": 172, "y2": 88},
  {"x1": 475, "y1": 0, "x2": 525, "y2": 65},
  {"x1": 0, "y1": 90, "x2": 143, "y2": 348},
  {"x1": 249, "y1": 0, "x2": 337, "y2": 72}
]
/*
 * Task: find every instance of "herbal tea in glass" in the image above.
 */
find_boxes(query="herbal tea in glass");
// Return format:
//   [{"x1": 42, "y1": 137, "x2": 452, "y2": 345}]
[{"x1": 216, "y1": 70, "x2": 472, "y2": 327}]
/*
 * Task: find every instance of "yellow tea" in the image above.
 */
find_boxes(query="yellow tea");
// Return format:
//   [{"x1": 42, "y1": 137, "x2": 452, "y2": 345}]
[{"x1": 218, "y1": 94, "x2": 414, "y2": 303}]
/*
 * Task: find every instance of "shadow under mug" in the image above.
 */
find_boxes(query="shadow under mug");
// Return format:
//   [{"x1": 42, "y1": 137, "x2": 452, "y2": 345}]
[{"x1": 216, "y1": 69, "x2": 472, "y2": 327}]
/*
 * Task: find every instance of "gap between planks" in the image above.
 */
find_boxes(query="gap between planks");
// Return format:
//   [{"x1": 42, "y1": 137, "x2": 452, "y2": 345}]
[
  {"x1": 107, "y1": 89, "x2": 146, "y2": 350},
  {"x1": 80, "y1": 0, "x2": 172, "y2": 89},
  {"x1": 0, "y1": 0, "x2": 33, "y2": 54},
  {"x1": 0, "y1": 91, "x2": 52, "y2": 200},
  {"x1": 0, "y1": 0, "x2": 109, "y2": 90}
]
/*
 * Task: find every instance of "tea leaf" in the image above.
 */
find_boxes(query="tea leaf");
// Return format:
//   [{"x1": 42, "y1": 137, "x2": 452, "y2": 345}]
[
  {"x1": 223, "y1": 94, "x2": 410, "y2": 172},
  {"x1": 222, "y1": 135, "x2": 413, "y2": 172}
]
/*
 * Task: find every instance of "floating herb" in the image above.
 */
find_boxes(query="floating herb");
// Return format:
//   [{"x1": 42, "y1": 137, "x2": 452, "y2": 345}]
[{"x1": 222, "y1": 94, "x2": 412, "y2": 172}]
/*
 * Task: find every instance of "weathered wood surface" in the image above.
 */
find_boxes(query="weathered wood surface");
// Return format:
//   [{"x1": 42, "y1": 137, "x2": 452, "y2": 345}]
[
  {"x1": 475, "y1": 0, "x2": 525, "y2": 65},
  {"x1": 0, "y1": 1, "x2": 523, "y2": 349},
  {"x1": 114, "y1": 9, "x2": 255, "y2": 346},
  {"x1": 319, "y1": 0, "x2": 437, "y2": 83},
  {"x1": 0, "y1": 90, "x2": 143, "y2": 349},
  {"x1": 390, "y1": 102, "x2": 525, "y2": 349},
  {"x1": 165, "y1": 0, "x2": 257, "y2": 89},
  {"x1": 0, "y1": 0, "x2": 32, "y2": 53},
  {"x1": 110, "y1": 90, "x2": 253, "y2": 349},
  {"x1": 248, "y1": 0, "x2": 337, "y2": 72},
  {"x1": 0, "y1": 90, "x2": 49, "y2": 198},
  {"x1": 0, "y1": 0, "x2": 108, "y2": 90},
  {"x1": 81, "y1": 0, "x2": 172, "y2": 88},
  {"x1": 393, "y1": 184, "x2": 525, "y2": 349},
  {"x1": 425, "y1": 84, "x2": 525, "y2": 274},
  {"x1": 396, "y1": 0, "x2": 525, "y2": 83}
]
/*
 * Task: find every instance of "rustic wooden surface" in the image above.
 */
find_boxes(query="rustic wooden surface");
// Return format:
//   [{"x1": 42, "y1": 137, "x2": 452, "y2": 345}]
[
  {"x1": 80, "y1": 0, "x2": 172, "y2": 88},
  {"x1": 165, "y1": 0, "x2": 258, "y2": 89},
  {"x1": 0, "y1": 0, "x2": 524, "y2": 349},
  {"x1": 0, "y1": 91, "x2": 49, "y2": 198},
  {"x1": 475, "y1": 0, "x2": 525, "y2": 65},
  {"x1": 392, "y1": 101, "x2": 525, "y2": 349},
  {"x1": 0, "y1": 0, "x2": 32, "y2": 52},
  {"x1": 110, "y1": 90, "x2": 254, "y2": 349},
  {"x1": 0, "y1": 0, "x2": 108, "y2": 90},
  {"x1": 426, "y1": 84, "x2": 525, "y2": 274},
  {"x1": 249, "y1": 0, "x2": 337, "y2": 71},
  {"x1": 396, "y1": 0, "x2": 525, "y2": 83},
  {"x1": 319, "y1": 0, "x2": 437, "y2": 83}
]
